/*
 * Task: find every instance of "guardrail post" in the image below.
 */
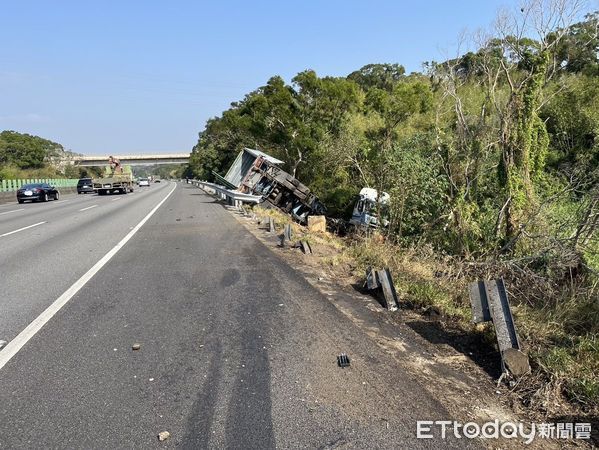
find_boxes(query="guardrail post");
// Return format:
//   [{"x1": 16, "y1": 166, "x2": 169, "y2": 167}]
[
  {"x1": 268, "y1": 217, "x2": 275, "y2": 232},
  {"x1": 363, "y1": 267, "x2": 400, "y2": 311},
  {"x1": 469, "y1": 279, "x2": 530, "y2": 377}
]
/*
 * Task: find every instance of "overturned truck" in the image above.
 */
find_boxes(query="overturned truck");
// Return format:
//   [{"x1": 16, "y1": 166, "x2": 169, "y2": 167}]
[{"x1": 220, "y1": 148, "x2": 326, "y2": 223}]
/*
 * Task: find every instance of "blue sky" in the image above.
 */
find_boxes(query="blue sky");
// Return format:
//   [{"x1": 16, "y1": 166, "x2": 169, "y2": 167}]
[{"x1": 1, "y1": 0, "x2": 518, "y2": 155}]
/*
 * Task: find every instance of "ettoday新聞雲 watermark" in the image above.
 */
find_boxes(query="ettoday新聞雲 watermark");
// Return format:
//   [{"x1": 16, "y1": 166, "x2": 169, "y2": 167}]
[{"x1": 417, "y1": 420, "x2": 592, "y2": 444}]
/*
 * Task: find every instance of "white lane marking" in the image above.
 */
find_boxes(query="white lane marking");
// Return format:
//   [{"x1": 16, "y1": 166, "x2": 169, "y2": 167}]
[
  {"x1": 0, "y1": 209, "x2": 24, "y2": 216},
  {"x1": 111, "y1": 197, "x2": 122, "y2": 201},
  {"x1": 0, "y1": 221, "x2": 46, "y2": 237},
  {"x1": 53, "y1": 200, "x2": 68, "y2": 204},
  {"x1": 79, "y1": 205, "x2": 98, "y2": 211},
  {"x1": 0, "y1": 183, "x2": 177, "y2": 370}
]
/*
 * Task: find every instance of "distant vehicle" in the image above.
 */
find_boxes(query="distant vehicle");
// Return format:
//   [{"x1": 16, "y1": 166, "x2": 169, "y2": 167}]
[
  {"x1": 138, "y1": 178, "x2": 150, "y2": 187},
  {"x1": 77, "y1": 178, "x2": 94, "y2": 194},
  {"x1": 154, "y1": 179, "x2": 161, "y2": 183},
  {"x1": 349, "y1": 187, "x2": 390, "y2": 228},
  {"x1": 16, "y1": 183, "x2": 60, "y2": 203}
]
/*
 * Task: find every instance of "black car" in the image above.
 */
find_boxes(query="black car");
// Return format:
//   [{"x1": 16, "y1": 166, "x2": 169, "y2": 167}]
[
  {"x1": 77, "y1": 177, "x2": 94, "y2": 194},
  {"x1": 16, "y1": 183, "x2": 60, "y2": 203}
]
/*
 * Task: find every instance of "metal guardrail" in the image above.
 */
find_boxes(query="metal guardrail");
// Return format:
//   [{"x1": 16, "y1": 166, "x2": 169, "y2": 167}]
[{"x1": 187, "y1": 179, "x2": 263, "y2": 207}]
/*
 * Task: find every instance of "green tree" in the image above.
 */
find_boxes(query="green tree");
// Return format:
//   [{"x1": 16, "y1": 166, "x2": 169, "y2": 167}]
[
  {"x1": 0, "y1": 130, "x2": 62, "y2": 169},
  {"x1": 348, "y1": 63, "x2": 406, "y2": 91}
]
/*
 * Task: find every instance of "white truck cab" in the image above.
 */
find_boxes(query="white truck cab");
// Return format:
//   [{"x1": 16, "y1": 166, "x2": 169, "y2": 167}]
[{"x1": 349, "y1": 187, "x2": 390, "y2": 228}]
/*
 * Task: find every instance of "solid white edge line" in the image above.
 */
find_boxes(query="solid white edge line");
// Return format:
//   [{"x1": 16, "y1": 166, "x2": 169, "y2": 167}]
[
  {"x1": 0, "y1": 221, "x2": 46, "y2": 237},
  {"x1": 0, "y1": 208, "x2": 24, "y2": 216},
  {"x1": 111, "y1": 197, "x2": 122, "y2": 201},
  {"x1": 0, "y1": 183, "x2": 177, "y2": 370},
  {"x1": 79, "y1": 204, "x2": 98, "y2": 211}
]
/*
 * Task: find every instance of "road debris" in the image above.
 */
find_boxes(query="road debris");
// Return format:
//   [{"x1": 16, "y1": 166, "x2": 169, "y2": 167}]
[
  {"x1": 132, "y1": 343, "x2": 141, "y2": 351},
  {"x1": 158, "y1": 431, "x2": 170, "y2": 441},
  {"x1": 307, "y1": 215, "x2": 326, "y2": 232},
  {"x1": 0, "y1": 340, "x2": 7, "y2": 350},
  {"x1": 337, "y1": 353, "x2": 350, "y2": 368}
]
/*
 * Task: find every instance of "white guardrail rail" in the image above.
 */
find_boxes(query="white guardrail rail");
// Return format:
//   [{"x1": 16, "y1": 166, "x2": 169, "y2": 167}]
[{"x1": 186, "y1": 179, "x2": 263, "y2": 207}]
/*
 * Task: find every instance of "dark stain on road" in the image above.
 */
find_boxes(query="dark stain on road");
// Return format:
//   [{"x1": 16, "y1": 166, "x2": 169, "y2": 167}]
[{"x1": 220, "y1": 268, "x2": 241, "y2": 288}]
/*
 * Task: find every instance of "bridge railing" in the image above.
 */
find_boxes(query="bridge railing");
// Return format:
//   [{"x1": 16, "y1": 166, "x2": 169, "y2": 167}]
[
  {"x1": 0, "y1": 178, "x2": 79, "y2": 192},
  {"x1": 188, "y1": 179, "x2": 263, "y2": 207}
]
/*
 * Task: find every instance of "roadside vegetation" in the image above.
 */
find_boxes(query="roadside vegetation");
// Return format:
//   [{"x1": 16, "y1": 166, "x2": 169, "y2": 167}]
[
  {"x1": 189, "y1": 1, "x2": 599, "y2": 414},
  {"x1": 0, "y1": 130, "x2": 95, "y2": 180}
]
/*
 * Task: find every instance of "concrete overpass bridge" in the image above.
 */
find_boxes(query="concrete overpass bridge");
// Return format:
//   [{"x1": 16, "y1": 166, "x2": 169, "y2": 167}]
[{"x1": 71, "y1": 153, "x2": 190, "y2": 166}]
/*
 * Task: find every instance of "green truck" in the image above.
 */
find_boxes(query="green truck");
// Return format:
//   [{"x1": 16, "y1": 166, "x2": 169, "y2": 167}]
[{"x1": 93, "y1": 165, "x2": 135, "y2": 195}]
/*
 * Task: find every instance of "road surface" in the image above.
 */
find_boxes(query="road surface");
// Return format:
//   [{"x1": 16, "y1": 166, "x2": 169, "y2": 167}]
[{"x1": 0, "y1": 182, "x2": 477, "y2": 448}]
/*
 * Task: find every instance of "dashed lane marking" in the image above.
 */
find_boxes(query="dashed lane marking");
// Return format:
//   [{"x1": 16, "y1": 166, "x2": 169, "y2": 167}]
[{"x1": 0, "y1": 221, "x2": 46, "y2": 237}]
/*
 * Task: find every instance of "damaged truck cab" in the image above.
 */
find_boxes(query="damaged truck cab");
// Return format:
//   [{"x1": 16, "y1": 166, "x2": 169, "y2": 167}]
[{"x1": 350, "y1": 187, "x2": 390, "y2": 228}]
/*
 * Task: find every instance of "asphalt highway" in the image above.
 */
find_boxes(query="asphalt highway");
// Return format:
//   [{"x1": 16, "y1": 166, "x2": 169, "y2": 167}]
[{"x1": 0, "y1": 182, "x2": 478, "y2": 449}]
